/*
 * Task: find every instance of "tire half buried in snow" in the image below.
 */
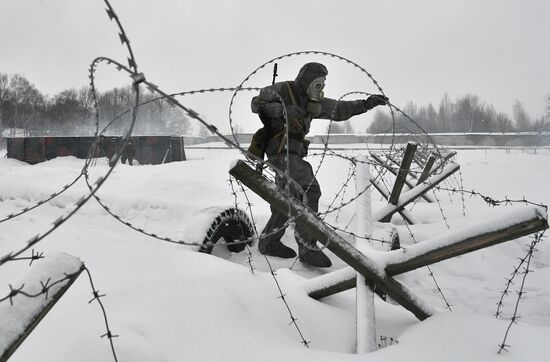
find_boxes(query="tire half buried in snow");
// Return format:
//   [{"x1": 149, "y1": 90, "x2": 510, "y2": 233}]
[{"x1": 199, "y1": 208, "x2": 254, "y2": 254}]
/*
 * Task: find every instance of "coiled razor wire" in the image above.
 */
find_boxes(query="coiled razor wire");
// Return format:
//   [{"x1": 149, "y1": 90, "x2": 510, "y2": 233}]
[
  {"x1": 0, "y1": 0, "x2": 547, "y2": 356},
  {"x1": 0, "y1": 0, "x2": 143, "y2": 268}
]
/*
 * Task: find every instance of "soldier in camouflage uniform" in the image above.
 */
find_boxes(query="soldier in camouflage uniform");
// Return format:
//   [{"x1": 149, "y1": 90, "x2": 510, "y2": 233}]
[
  {"x1": 120, "y1": 138, "x2": 136, "y2": 165},
  {"x1": 98, "y1": 135, "x2": 116, "y2": 167},
  {"x1": 98, "y1": 135, "x2": 136, "y2": 166},
  {"x1": 250, "y1": 62, "x2": 387, "y2": 267}
]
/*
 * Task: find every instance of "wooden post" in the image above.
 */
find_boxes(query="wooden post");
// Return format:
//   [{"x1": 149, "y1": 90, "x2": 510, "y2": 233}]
[
  {"x1": 373, "y1": 163, "x2": 460, "y2": 223},
  {"x1": 371, "y1": 153, "x2": 435, "y2": 203},
  {"x1": 371, "y1": 177, "x2": 417, "y2": 224},
  {"x1": 427, "y1": 151, "x2": 457, "y2": 178},
  {"x1": 384, "y1": 208, "x2": 548, "y2": 275},
  {"x1": 355, "y1": 156, "x2": 376, "y2": 353},
  {"x1": 387, "y1": 142, "x2": 417, "y2": 207},
  {"x1": 303, "y1": 206, "x2": 548, "y2": 300},
  {"x1": 371, "y1": 148, "x2": 435, "y2": 205},
  {"x1": 0, "y1": 254, "x2": 84, "y2": 362},
  {"x1": 416, "y1": 154, "x2": 436, "y2": 185},
  {"x1": 230, "y1": 160, "x2": 433, "y2": 320}
]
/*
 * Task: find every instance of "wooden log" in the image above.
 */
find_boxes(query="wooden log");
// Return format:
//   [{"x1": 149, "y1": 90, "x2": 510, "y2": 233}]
[
  {"x1": 371, "y1": 152, "x2": 434, "y2": 204},
  {"x1": 387, "y1": 142, "x2": 417, "y2": 207},
  {"x1": 230, "y1": 160, "x2": 434, "y2": 320},
  {"x1": 373, "y1": 163, "x2": 460, "y2": 223},
  {"x1": 371, "y1": 177, "x2": 416, "y2": 224},
  {"x1": 355, "y1": 155, "x2": 377, "y2": 353},
  {"x1": 413, "y1": 148, "x2": 430, "y2": 166},
  {"x1": 0, "y1": 253, "x2": 84, "y2": 362},
  {"x1": 416, "y1": 155, "x2": 436, "y2": 185},
  {"x1": 428, "y1": 151, "x2": 457, "y2": 177},
  {"x1": 304, "y1": 206, "x2": 548, "y2": 300},
  {"x1": 302, "y1": 262, "x2": 357, "y2": 299},
  {"x1": 384, "y1": 208, "x2": 548, "y2": 275}
]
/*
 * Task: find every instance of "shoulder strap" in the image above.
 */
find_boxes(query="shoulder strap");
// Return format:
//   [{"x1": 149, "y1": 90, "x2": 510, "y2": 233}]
[{"x1": 285, "y1": 82, "x2": 297, "y2": 106}]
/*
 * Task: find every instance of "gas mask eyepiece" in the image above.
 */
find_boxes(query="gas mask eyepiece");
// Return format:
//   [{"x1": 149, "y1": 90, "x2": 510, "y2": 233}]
[{"x1": 306, "y1": 77, "x2": 325, "y2": 101}]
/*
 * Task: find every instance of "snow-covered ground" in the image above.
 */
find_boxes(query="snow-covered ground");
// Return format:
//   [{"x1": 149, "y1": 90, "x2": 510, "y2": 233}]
[{"x1": 0, "y1": 146, "x2": 549, "y2": 361}]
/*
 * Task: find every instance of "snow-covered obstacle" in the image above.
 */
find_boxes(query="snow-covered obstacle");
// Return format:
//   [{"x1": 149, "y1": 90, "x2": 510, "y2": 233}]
[
  {"x1": 230, "y1": 159, "x2": 433, "y2": 320},
  {"x1": 303, "y1": 205, "x2": 548, "y2": 300},
  {"x1": 0, "y1": 253, "x2": 84, "y2": 362},
  {"x1": 371, "y1": 143, "x2": 460, "y2": 223},
  {"x1": 230, "y1": 160, "x2": 549, "y2": 321},
  {"x1": 194, "y1": 207, "x2": 255, "y2": 254}
]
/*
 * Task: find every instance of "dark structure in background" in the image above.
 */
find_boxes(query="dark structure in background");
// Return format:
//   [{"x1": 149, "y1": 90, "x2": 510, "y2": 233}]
[{"x1": 6, "y1": 136, "x2": 186, "y2": 165}]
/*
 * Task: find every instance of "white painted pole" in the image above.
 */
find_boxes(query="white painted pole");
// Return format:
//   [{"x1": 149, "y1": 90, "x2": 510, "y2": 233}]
[{"x1": 355, "y1": 155, "x2": 376, "y2": 353}]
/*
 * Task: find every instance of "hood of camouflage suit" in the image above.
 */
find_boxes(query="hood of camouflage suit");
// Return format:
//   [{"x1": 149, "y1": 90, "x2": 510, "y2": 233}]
[{"x1": 295, "y1": 62, "x2": 328, "y2": 94}]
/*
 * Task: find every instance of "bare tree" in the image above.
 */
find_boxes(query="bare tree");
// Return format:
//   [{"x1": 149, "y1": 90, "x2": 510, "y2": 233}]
[
  {"x1": 437, "y1": 93, "x2": 454, "y2": 132},
  {"x1": 0, "y1": 73, "x2": 9, "y2": 147},
  {"x1": 545, "y1": 94, "x2": 550, "y2": 121},
  {"x1": 198, "y1": 123, "x2": 211, "y2": 138},
  {"x1": 8, "y1": 74, "x2": 44, "y2": 136},
  {"x1": 512, "y1": 100, "x2": 531, "y2": 131},
  {"x1": 453, "y1": 94, "x2": 483, "y2": 132},
  {"x1": 328, "y1": 120, "x2": 353, "y2": 134},
  {"x1": 367, "y1": 109, "x2": 391, "y2": 133},
  {"x1": 496, "y1": 112, "x2": 512, "y2": 133}
]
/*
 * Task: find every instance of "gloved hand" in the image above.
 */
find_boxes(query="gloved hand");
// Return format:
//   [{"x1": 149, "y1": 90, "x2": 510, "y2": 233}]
[
  {"x1": 286, "y1": 104, "x2": 307, "y2": 121},
  {"x1": 364, "y1": 94, "x2": 389, "y2": 109}
]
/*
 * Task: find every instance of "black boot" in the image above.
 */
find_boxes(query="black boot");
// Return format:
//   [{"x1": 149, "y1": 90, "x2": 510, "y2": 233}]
[
  {"x1": 299, "y1": 247, "x2": 332, "y2": 268},
  {"x1": 260, "y1": 242, "x2": 297, "y2": 259}
]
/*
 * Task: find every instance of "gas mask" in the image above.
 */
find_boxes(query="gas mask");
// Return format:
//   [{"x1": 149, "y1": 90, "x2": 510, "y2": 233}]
[{"x1": 306, "y1": 76, "x2": 325, "y2": 101}]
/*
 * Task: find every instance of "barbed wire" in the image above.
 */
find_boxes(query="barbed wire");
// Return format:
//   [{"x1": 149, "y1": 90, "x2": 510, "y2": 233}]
[
  {"x1": 4, "y1": 249, "x2": 44, "y2": 265},
  {"x1": 0, "y1": 261, "x2": 118, "y2": 361},
  {"x1": 430, "y1": 187, "x2": 451, "y2": 230},
  {"x1": 455, "y1": 170, "x2": 467, "y2": 216},
  {"x1": 0, "y1": 173, "x2": 84, "y2": 224},
  {"x1": 378, "y1": 335, "x2": 399, "y2": 349},
  {"x1": 433, "y1": 185, "x2": 548, "y2": 210},
  {"x1": 2, "y1": 1, "x2": 548, "y2": 357},
  {"x1": 227, "y1": 178, "x2": 311, "y2": 347},
  {"x1": 83, "y1": 266, "x2": 119, "y2": 361},
  {"x1": 228, "y1": 176, "x2": 256, "y2": 274},
  {"x1": 400, "y1": 221, "x2": 453, "y2": 311},
  {"x1": 79, "y1": 3, "x2": 550, "y2": 357},
  {"x1": 497, "y1": 231, "x2": 545, "y2": 354},
  {"x1": 0, "y1": 0, "x2": 143, "y2": 266}
]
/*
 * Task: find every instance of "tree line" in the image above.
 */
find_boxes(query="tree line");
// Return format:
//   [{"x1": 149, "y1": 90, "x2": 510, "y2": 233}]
[
  {"x1": 0, "y1": 72, "x2": 191, "y2": 145},
  {"x1": 365, "y1": 93, "x2": 550, "y2": 134},
  {"x1": 2, "y1": 72, "x2": 549, "y2": 142}
]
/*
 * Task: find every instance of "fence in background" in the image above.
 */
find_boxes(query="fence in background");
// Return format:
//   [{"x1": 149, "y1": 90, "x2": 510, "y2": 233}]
[{"x1": 6, "y1": 136, "x2": 186, "y2": 165}]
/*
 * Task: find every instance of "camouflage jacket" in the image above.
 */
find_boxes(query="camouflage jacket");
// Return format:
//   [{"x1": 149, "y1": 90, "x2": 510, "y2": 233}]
[{"x1": 251, "y1": 80, "x2": 372, "y2": 158}]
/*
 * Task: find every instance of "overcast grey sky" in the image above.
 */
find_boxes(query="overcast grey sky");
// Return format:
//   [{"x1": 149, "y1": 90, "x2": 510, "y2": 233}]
[{"x1": 1, "y1": 0, "x2": 549, "y2": 133}]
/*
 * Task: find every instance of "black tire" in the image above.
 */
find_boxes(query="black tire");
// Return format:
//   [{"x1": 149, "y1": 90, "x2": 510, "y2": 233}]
[{"x1": 199, "y1": 208, "x2": 254, "y2": 254}]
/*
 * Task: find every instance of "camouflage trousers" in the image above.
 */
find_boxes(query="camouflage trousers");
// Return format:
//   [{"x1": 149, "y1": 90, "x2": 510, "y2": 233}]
[{"x1": 259, "y1": 154, "x2": 321, "y2": 253}]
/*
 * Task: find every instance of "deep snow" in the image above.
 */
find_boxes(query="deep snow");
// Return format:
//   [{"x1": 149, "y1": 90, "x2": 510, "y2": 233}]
[{"x1": 0, "y1": 146, "x2": 549, "y2": 361}]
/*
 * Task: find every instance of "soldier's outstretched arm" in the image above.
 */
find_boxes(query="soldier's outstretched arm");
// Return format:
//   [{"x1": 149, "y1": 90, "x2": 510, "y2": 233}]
[{"x1": 317, "y1": 94, "x2": 388, "y2": 121}]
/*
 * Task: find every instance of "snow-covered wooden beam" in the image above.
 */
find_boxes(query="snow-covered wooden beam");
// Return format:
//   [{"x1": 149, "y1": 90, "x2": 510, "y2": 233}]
[
  {"x1": 370, "y1": 177, "x2": 417, "y2": 224},
  {"x1": 387, "y1": 142, "x2": 417, "y2": 206},
  {"x1": 229, "y1": 160, "x2": 434, "y2": 320},
  {"x1": 0, "y1": 253, "x2": 84, "y2": 362},
  {"x1": 416, "y1": 154, "x2": 436, "y2": 185},
  {"x1": 373, "y1": 163, "x2": 460, "y2": 222},
  {"x1": 427, "y1": 150, "x2": 457, "y2": 178},
  {"x1": 371, "y1": 150, "x2": 435, "y2": 204},
  {"x1": 303, "y1": 206, "x2": 548, "y2": 300},
  {"x1": 384, "y1": 206, "x2": 548, "y2": 275}
]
